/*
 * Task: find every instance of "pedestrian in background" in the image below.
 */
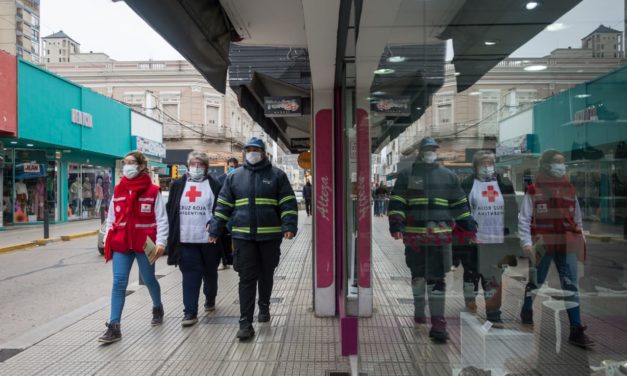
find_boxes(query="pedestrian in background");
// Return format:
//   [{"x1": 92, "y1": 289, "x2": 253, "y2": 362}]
[
  {"x1": 166, "y1": 151, "x2": 223, "y2": 327},
  {"x1": 303, "y1": 180, "x2": 312, "y2": 216},
  {"x1": 208, "y1": 137, "x2": 298, "y2": 340},
  {"x1": 217, "y1": 157, "x2": 239, "y2": 269},
  {"x1": 518, "y1": 149, "x2": 593, "y2": 348},
  {"x1": 99, "y1": 151, "x2": 168, "y2": 344}
]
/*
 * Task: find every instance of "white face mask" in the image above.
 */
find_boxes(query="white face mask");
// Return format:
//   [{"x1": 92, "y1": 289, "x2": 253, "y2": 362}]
[
  {"x1": 188, "y1": 166, "x2": 205, "y2": 180},
  {"x1": 246, "y1": 151, "x2": 263, "y2": 165},
  {"x1": 479, "y1": 166, "x2": 495, "y2": 179},
  {"x1": 550, "y1": 163, "x2": 567, "y2": 178},
  {"x1": 422, "y1": 151, "x2": 437, "y2": 164},
  {"x1": 122, "y1": 164, "x2": 139, "y2": 179}
]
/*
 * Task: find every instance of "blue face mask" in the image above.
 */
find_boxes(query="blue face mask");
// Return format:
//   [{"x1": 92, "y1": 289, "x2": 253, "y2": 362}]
[{"x1": 228, "y1": 166, "x2": 235, "y2": 173}]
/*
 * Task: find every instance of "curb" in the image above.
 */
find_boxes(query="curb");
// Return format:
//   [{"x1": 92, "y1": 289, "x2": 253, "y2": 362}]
[
  {"x1": 0, "y1": 231, "x2": 98, "y2": 254},
  {"x1": 0, "y1": 241, "x2": 38, "y2": 254},
  {"x1": 60, "y1": 230, "x2": 99, "y2": 241}
]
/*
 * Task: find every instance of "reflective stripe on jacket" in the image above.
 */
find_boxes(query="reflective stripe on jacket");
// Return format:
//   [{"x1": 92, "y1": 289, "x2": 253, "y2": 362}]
[
  {"x1": 209, "y1": 158, "x2": 298, "y2": 241},
  {"x1": 109, "y1": 184, "x2": 160, "y2": 252}
]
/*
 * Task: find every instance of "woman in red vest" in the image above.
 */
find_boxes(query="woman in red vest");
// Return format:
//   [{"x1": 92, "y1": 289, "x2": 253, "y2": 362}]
[
  {"x1": 98, "y1": 151, "x2": 169, "y2": 344},
  {"x1": 519, "y1": 149, "x2": 593, "y2": 348}
]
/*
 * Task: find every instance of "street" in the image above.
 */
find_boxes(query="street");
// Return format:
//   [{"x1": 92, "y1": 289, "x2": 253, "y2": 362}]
[{"x1": 0, "y1": 236, "x2": 170, "y2": 345}]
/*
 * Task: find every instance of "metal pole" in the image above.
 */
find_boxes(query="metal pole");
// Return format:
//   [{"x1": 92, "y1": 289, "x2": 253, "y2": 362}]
[{"x1": 43, "y1": 176, "x2": 49, "y2": 239}]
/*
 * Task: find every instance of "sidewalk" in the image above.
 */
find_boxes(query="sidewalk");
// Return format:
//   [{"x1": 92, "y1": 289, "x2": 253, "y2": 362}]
[
  {"x1": 0, "y1": 215, "x2": 626, "y2": 375},
  {"x1": 0, "y1": 219, "x2": 102, "y2": 252}
]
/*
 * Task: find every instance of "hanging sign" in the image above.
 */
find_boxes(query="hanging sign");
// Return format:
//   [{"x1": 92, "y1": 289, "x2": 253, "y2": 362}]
[
  {"x1": 370, "y1": 96, "x2": 412, "y2": 116},
  {"x1": 264, "y1": 96, "x2": 302, "y2": 117},
  {"x1": 291, "y1": 137, "x2": 310, "y2": 152}
]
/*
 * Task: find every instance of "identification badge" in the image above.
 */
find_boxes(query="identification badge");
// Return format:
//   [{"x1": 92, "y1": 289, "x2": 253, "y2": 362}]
[
  {"x1": 141, "y1": 203, "x2": 152, "y2": 213},
  {"x1": 408, "y1": 177, "x2": 424, "y2": 190},
  {"x1": 536, "y1": 203, "x2": 548, "y2": 214}
]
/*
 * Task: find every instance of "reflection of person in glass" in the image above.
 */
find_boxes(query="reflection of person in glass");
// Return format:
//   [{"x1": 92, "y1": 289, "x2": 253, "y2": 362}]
[
  {"x1": 455, "y1": 150, "x2": 518, "y2": 327},
  {"x1": 388, "y1": 137, "x2": 477, "y2": 342},
  {"x1": 519, "y1": 149, "x2": 593, "y2": 348}
]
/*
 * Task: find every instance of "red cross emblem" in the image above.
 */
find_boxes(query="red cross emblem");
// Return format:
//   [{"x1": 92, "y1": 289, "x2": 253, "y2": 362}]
[
  {"x1": 482, "y1": 185, "x2": 499, "y2": 203},
  {"x1": 185, "y1": 186, "x2": 202, "y2": 203}
]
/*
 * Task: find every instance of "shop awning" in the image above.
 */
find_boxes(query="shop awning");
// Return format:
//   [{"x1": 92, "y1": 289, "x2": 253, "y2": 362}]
[
  {"x1": 121, "y1": 0, "x2": 235, "y2": 94},
  {"x1": 233, "y1": 72, "x2": 311, "y2": 153},
  {"x1": 441, "y1": 0, "x2": 583, "y2": 93}
]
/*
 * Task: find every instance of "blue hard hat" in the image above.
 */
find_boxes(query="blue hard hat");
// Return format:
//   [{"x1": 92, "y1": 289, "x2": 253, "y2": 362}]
[
  {"x1": 418, "y1": 137, "x2": 439, "y2": 150},
  {"x1": 244, "y1": 137, "x2": 266, "y2": 151}
]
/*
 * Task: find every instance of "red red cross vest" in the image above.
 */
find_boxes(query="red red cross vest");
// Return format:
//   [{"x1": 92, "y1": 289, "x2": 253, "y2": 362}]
[
  {"x1": 527, "y1": 183, "x2": 583, "y2": 255},
  {"x1": 108, "y1": 184, "x2": 160, "y2": 253}
]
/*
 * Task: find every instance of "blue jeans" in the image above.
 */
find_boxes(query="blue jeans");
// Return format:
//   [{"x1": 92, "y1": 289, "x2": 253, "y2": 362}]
[
  {"x1": 522, "y1": 251, "x2": 581, "y2": 327},
  {"x1": 179, "y1": 243, "x2": 222, "y2": 316},
  {"x1": 109, "y1": 251, "x2": 162, "y2": 324}
]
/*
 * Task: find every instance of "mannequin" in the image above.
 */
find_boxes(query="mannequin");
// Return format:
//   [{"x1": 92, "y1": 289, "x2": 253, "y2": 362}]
[
  {"x1": 82, "y1": 177, "x2": 93, "y2": 217},
  {"x1": 94, "y1": 176, "x2": 104, "y2": 215},
  {"x1": 34, "y1": 178, "x2": 45, "y2": 220},
  {"x1": 70, "y1": 179, "x2": 81, "y2": 216},
  {"x1": 15, "y1": 179, "x2": 28, "y2": 215}
]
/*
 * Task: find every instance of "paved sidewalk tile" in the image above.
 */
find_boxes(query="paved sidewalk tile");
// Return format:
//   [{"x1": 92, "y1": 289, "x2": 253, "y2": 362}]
[{"x1": 1, "y1": 214, "x2": 626, "y2": 375}]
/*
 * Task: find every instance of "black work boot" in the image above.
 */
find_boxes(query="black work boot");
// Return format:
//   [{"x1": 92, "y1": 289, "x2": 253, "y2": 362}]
[
  {"x1": 236, "y1": 322, "x2": 255, "y2": 340},
  {"x1": 98, "y1": 322, "x2": 121, "y2": 344},
  {"x1": 569, "y1": 325, "x2": 594, "y2": 348},
  {"x1": 429, "y1": 317, "x2": 449, "y2": 343},
  {"x1": 151, "y1": 305, "x2": 164, "y2": 326}
]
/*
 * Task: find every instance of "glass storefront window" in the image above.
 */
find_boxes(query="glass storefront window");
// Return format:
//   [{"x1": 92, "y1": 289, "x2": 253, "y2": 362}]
[
  {"x1": 0, "y1": 149, "x2": 59, "y2": 225},
  {"x1": 348, "y1": 0, "x2": 627, "y2": 373},
  {"x1": 68, "y1": 163, "x2": 112, "y2": 221}
]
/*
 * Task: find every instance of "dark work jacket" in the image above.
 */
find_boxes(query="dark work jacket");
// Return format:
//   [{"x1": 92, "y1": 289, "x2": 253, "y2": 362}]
[
  {"x1": 388, "y1": 162, "x2": 477, "y2": 245},
  {"x1": 166, "y1": 174, "x2": 222, "y2": 266},
  {"x1": 208, "y1": 158, "x2": 298, "y2": 241}
]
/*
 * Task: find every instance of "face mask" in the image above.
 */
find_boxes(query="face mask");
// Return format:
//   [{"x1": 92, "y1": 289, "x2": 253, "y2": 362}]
[
  {"x1": 479, "y1": 166, "x2": 495, "y2": 179},
  {"x1": 122, "y1": 164, "x2": 139, "y2": 179},
  {"x1": 550, "y1": 163, "x2": 566, "y2": 178},
  {"x1": 188, "y1": 166, "x2": 205, "y2": 180},
  {"x1": 246, "y1": 152, "x2": 263, "y2": 165},
  {"x1": 422, "y1": 151, "x2": 437, "y2": 164},
  {"x1": 228, "y1": 166, "x2": 236, "y2": 173}
]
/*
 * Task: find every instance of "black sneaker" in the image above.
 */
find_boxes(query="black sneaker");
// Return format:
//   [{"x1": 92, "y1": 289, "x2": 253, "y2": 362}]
[
  {"x1": 98, "y1": 322, "x2": 121, "y2": 344},
  {"x1": 429, "y1": 328, "x2": 449, "y2": 342},
  {"x1": 520, "y1": 310, "x2": 534, "y2": 326},
  {"x1": 569, "y1": 325, "x2": 594, "y2": 348},
  {"x1": 258, "y1": 311, "x2": 271, "y2": 323},
  {"x1": 236, "y1": 325, "x2": 255, "y2": 340},
  {"x1": 181, "y1": 314, "x2": 198, "y2": 327},
  {"x1": 204, "y1": 302, "x2": 216, "y2": 312},
  {"x1": 151, "y1": 305, "x2": 164, "y2": 326}
]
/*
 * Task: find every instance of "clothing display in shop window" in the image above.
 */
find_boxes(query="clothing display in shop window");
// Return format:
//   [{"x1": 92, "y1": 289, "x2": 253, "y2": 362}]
[
  {"x1": 82, "y1": 177, "x2": 93, "y2": 208},
  {"x1": 95, "y1": 177, "x2": 104, "y2": 214},
  {"x1": 15, "y1": 180, "x2": 28, "y2": 213},
  {"x1": 69, "y1": 179, "x2": 81, "y2": 215},
  {"x1": 34, "y1": 178, "x2": 45, "y2": 220}
]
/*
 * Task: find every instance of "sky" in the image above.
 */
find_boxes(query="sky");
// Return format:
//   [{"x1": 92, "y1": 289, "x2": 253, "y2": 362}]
[{"x1": 40, "y1": 0, "x2": 624, "y2": 61}]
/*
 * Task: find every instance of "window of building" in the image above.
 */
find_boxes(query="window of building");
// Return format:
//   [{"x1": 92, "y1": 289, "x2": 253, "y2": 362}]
[{"x1": 204, "y1": 104, "x2": 219, "y2": 126}]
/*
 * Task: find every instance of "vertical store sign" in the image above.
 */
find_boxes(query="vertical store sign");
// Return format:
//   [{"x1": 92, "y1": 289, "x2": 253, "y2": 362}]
[
  {"x1": 314, "y1": 110, "x2": 334, "y2": 288},
  {"x1": 0, "y1": 51, "x2": 17, "y2": 137},
  {"x1": 356, "y1": 109, "x2": 371, "y2": 288}
]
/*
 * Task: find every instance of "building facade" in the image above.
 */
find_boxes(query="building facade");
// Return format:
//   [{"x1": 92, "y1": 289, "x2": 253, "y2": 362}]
[
  {"x1": 1, "y1": 55, "x2": 138, "y2": 228},
  {"x1": 41, "y1": 40, "x2": 271, "y2": 180},
  {"x1": 0, "y1": 0, "x2": 40, "y2": 62},
  {"x1": 41, "y1": 30, "x2": 80, "y2": 63}
]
